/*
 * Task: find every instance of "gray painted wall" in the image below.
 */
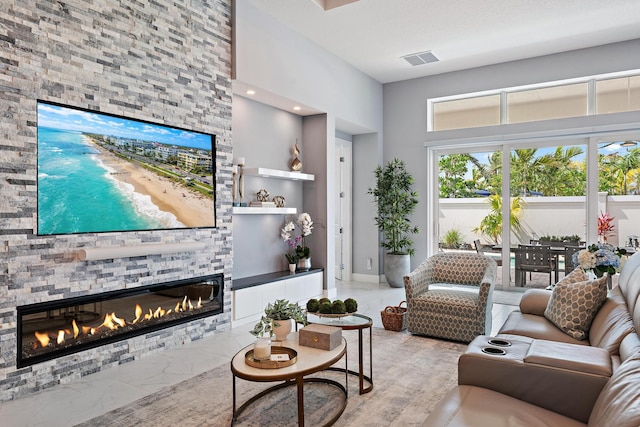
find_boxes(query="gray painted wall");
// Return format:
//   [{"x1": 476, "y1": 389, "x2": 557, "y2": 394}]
[
  {"x1": 383, "y1": 39, "x2": 640, "y2": 269},
  {"x1": 234, "y1": 2, "x2": 383, "y2": 133},
  {"x1": 352, "y1": 133, "x2": 380, "y2": 277},
  {"x1": 303, "y1": 114, "x2": 333, "y2": 289},
  {"x1": 234, "y1": 2, "x2": 385, "y2": 285},
  {"x1": 232, "y1": 96, "x2": 305, "y2": 278}
]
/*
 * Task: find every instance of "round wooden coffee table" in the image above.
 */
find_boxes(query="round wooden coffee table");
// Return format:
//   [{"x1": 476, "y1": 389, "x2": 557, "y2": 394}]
[{"x1": 231, "y1": 333, "x2": 347, "y2": 426}]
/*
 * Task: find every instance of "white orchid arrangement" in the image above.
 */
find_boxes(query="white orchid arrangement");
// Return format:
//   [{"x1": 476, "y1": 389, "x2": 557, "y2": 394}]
[{"x1": 281, "y1": 213, "x2": 314, "y2": 263}]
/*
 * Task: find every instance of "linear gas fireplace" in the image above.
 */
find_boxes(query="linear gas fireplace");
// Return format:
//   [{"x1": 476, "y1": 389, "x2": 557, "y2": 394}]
[{"x1": 17, "y1": 274, "x2": 223, "y2": 368}]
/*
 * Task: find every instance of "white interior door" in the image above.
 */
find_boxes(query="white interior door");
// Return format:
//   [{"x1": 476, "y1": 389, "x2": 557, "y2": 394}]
[{"x1": 335, "y1": 138, "x2": 352, "y2": 281}]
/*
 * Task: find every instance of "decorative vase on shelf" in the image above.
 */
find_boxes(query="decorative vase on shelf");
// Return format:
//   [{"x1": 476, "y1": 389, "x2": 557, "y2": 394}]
[
  {"x1": 298, "y1": 257, "x2": 311, "y2": 271},
  {"x1": 273, "y1": 319, "x2": 292, "y2": 342},
  {"x1": 253, "y1": 337, "x2": 271, "y2": 361},
  {"x1": 288, "y1": 263, "x2": 296, "y2": 273}
]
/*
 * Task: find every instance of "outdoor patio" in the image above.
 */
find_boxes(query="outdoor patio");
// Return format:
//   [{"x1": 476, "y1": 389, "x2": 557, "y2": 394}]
[{"x1": 494, "y1": 264, "x2": 621, "y2": 290}]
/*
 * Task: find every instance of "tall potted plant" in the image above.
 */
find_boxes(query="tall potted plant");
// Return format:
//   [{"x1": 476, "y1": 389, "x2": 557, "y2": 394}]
[{"x1": 368, "y1": 158, "x2": 419, "y2": 287}]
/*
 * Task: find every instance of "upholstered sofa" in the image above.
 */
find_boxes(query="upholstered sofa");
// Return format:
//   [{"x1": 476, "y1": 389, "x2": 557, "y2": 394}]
[
  {"x1": 403, "y1": 252, "x2": 497, "y2": 343},
  {"x1": 422, "y1": 251, "x2": 640, "y2": 426}
]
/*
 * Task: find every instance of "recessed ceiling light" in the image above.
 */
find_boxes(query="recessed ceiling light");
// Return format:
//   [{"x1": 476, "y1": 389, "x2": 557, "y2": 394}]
[
  {"x1": 246, "y1": 89, "x2": 255, "y2": 95},
  {"x1": 293, "y1": 106, "x2": 301, "y2": 111}
]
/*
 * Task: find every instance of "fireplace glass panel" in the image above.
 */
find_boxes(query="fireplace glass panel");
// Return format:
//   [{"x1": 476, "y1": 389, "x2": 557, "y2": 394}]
[{"x1": 17, "y1": 274, "x2": 223, "y2": 367}]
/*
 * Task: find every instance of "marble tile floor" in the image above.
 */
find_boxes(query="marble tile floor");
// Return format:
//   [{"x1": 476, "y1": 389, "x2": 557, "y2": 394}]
[{"x1": 0, "y1": 280, "x2": 520, "y2": 427}]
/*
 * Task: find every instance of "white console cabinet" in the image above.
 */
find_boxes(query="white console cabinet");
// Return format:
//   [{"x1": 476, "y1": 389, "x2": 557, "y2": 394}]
[{"x1": 232, "y1": 269, "x2": 323, "y2": 326}]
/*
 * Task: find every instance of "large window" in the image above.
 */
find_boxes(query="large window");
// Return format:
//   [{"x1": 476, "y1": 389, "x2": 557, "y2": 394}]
[
  {"x1": 433, "y1": 95, "x2": 500, "y2": 131},
  {"x1": 430, "y1": 71, "x2": 640, "y2": 131},
  {"x1": 433, "y1": 135, "x2": 640, "y2": 288},
  {"x1": 507, "y1": 83, "x2": 588, "y2": 124},
  {"x1": 596, "y1": 76, "x2": 640, "y2": 114}
]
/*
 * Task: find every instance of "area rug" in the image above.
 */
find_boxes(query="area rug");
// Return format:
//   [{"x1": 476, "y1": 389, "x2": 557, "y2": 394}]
[{"x1": 75, "y1": 328, "x2": 467, "y2": 427}]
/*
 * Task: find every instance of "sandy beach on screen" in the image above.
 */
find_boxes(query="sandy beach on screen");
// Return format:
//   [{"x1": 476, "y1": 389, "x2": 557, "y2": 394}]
[{"x1": 86, "y1": 138, "x2": 214, "y2": 227}]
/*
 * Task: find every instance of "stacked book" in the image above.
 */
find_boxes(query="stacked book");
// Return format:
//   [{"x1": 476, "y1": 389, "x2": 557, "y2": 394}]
[{"x1": 249, "y1": 201, "x2": 276, "y2": 207}]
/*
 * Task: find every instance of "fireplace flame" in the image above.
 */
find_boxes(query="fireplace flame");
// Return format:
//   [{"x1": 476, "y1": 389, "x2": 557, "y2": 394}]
[
  {"x1": 32, "y1": 294, "x2": 206, "y2": 349},
  {"x1": 73, "y1": 320, "x2": 79, "y2": 339},
  {"x1": 57, "y1": 330, "x2": 65, "y2": 345},
  {"x1": 132, "y1": 304, "x2": 143, "y2": 324},
  {"x1": 35, "y1": 331, "x2": 50, "y2": 347},
  {"x1": 101, "y1": 313, "x2": 118, "y2": 330}
]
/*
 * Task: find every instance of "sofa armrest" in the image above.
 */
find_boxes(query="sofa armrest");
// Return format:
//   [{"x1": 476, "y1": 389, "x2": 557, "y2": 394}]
[
  {"x1": 459, "y1": 336, "x2": 611, "y2": 424},
  {"x1": 403, "y1": 258, "x2": 432, "y2": 300},
  {"x1": 519, "y1": 289, "x2": 551, "y2": 315}
]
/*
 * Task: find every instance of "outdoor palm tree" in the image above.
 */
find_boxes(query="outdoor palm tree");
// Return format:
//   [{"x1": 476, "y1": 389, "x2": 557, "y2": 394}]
[
  {"x1": 468, "y1": 151, "x2": 502, "y2": 194},
  {"x1": 473, "y1": 195, "x2": 524, "y2": 244},
  {"x1": 510, "y1": 148, "x2": 555, "y2": 196},
  {"x1": 615, "y1": 148, "x2": 640, "y2": 194},
  {"x1": 537, "y1": 146, "x2": 585, "y2": 196}
]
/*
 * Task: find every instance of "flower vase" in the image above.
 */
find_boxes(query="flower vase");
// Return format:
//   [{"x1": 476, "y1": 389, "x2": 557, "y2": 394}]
[
  {"x1": 288, "y1": 263, "x2": 296, "y2": 273},
  {"x1": 297, "y1": 257, "x2": 311, "y2": 271},
  {"x1": 253, "y1": 337, "x2": 271, "y2": 361}
]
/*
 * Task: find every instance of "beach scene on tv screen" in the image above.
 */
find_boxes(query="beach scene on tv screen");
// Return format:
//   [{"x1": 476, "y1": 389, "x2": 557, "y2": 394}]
[{"x1": 37, "y1": 102, "x2": 215, "y2": 235}]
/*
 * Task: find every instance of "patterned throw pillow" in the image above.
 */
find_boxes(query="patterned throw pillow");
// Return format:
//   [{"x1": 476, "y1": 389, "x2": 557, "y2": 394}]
[
  {"x1": 543, "y1": 274, "x2": 608, "y2": 340},
  {"x1": 546, "y1": 267, "x2": 588, "y2": 290}
]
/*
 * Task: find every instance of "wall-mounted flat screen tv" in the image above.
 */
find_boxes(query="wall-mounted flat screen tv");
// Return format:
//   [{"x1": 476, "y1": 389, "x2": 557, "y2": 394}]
[{"x1": 37, "y1": 100, "x2": 215, "y2": 235}]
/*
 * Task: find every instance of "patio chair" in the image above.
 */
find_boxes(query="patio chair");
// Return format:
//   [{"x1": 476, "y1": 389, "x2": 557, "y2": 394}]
[
  {"x1": 560, "y1": 245, "x2": 581, "y2": 276},
  {"x1": 474, "y1": 239, "x2": 502, "y2": 266},
  {"x1": 403, "y1": 252, "x2": 497, "y2": 343},
  {"x1": 514, "y1": 244, "x2": 557, "y2": 286}
]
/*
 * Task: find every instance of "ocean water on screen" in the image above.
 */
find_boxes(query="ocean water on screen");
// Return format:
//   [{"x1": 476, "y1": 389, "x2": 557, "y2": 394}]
[{"x1": 37, "y1": 127, "x2": 169, "y2": 234}]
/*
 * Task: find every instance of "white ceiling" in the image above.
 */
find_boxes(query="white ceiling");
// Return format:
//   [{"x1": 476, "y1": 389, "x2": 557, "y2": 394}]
[{"x1": 248, "y1": 0, "x2": 640, "y2": 84}]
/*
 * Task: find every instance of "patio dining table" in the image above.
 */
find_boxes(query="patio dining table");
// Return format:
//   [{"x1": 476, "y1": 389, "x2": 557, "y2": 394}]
[
  {"x1": 492, "y1": 244, "x2": 637, "y2": 286},
  {"x1": 492, "y1": 244, "x2": 582, "y2": 284}
]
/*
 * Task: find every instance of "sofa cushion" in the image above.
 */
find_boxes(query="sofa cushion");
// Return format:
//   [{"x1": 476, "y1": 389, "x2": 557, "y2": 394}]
[
  {"x1": 589, "y1": 298, "x2": 635, "y2": 355},
  {"x1": 498, "y1": 312, "x2": 590, "y2": 345},
  {"x1": 546, "y1": 267, "x2": 588, "y2": 290},
  {"x1": 544, "y1": 275, "x2": 608, "y2": 340},
  {"x1": 413, "y1": 289, "x2": 479, "y2": 317},
  {"x1": 588, "y1": 351, "x2": 640, "y2": 427},
  {"x1": 422, "y1": 385, "x2": 585, "y2": 427}
]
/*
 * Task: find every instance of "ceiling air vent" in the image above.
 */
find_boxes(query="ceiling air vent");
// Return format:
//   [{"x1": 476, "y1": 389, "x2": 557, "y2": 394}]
[{"x1": 402, "y1": 51, "x2": 439, "y2": 66}]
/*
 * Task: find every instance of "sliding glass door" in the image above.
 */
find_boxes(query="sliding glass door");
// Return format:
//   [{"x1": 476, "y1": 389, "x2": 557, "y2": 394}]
[{"x1": 431, "y1": 136, "x2": 625, "y2": 289}]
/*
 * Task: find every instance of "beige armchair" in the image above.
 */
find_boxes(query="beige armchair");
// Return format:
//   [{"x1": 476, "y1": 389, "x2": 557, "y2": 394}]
[{"x1": 403, "y1": 252, "x2": 497, "y2": 343}]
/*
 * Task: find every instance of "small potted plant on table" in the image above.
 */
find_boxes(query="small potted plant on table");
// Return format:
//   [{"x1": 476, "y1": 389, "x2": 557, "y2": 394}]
[{"x1": 251, "y1": 299, "x2": 308, "y2": 342}]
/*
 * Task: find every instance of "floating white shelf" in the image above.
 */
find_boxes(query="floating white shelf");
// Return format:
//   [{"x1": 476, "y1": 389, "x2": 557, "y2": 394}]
[
  {"x1": 243, "y1": 167, "x2": 314, "y2": 181},
  {"x1": 233, "y1": 207, "x2": 297, "y2": 215}
]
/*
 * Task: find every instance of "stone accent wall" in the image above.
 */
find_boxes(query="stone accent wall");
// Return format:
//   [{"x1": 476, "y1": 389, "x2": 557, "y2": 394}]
[{"x1": 0, "y1": 0, "x2": 232, "y2": 401}]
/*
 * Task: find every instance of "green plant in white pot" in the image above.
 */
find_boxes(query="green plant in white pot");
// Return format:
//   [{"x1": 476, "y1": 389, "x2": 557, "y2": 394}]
[
  {"x1": 368, "y1": 158, "x2": 419, "y2": 288},
  {"x1": 250, "y1": 299, "x2": 308, "y2": 342}
]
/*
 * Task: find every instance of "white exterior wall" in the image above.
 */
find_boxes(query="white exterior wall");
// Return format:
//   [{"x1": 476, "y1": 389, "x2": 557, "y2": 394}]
[{"x1": 440, "y1": 196, "x2": 640, "y2": 247}]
